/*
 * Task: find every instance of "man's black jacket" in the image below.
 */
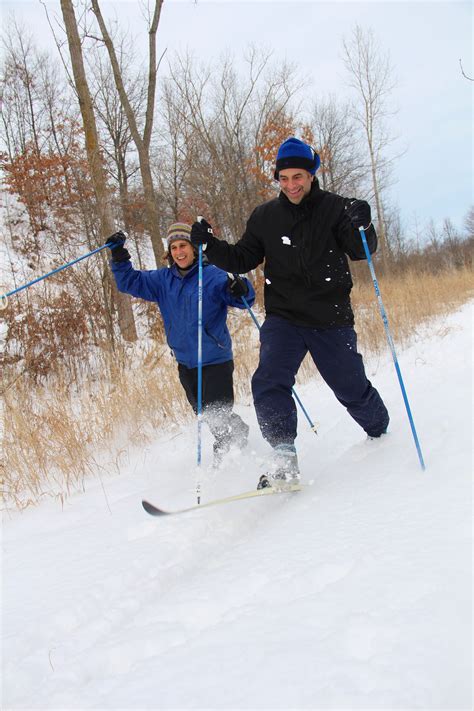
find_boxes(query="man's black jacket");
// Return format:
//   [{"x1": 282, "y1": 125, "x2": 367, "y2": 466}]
[{"x1": 205, "y1": 180, "x2": 377, "y2": 328}]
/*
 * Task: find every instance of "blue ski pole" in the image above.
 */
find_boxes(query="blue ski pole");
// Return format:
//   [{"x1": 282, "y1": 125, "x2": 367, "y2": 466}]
[
  {"x1": 239, "y1": 290, "x2": 318, "y2": 434},
  {"x1": 359, "y1": 227, "x2": 426, "y2": 470},
  {"x1": 196, "y1": 233, "x2": 204, "y2": 505},
  {"x1": 0, "y1": 241, "x2": 116, "y2": 310}
]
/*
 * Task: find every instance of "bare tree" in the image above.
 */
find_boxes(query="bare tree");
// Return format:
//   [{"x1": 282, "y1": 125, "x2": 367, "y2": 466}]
[
  {"x1": 87, "y1": 43, "x2": 148, "y2": 266},
  {"x1": 342, "y1": 26, "x2": 398, "y2": 265},
  {"x1": 463, "y1": 206, "x2": 474, "y2": 237},
  {"x1": 158, "y1": 76, "x2": 199, "y2": 222},
  {"x1": 0, "y1": 19, "x2": 46, "y2": 158},
  {"x1": 60, "y1": 0, "x2": 137, "y2": 343},
  {"x1": 90, "y1": 0, "x2": 165, "y2": 265},
  {"x1": 309, "y1": 95, "x2": 367, "y2": 195},
  {"x1": 160, "y1": 47, "x2": 302, "y2": 239}
]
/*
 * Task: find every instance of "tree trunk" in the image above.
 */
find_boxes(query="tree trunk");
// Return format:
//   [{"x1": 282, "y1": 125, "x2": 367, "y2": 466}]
[
  {"x1": 91, "y1": 0, "x2": 164, "y2": 265},
  {"x1": 60, "y1": 0, "x2": 137, "y2": 343}
]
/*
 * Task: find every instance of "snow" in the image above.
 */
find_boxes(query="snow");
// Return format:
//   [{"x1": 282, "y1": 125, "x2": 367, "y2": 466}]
[{"x1": 2, "y1": 303, "x2": 472, "y2": 710}]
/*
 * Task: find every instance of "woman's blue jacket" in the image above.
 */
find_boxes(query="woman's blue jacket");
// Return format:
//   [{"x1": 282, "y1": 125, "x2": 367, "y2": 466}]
[{"x1": 111, "y1": 260, "x2": 255, "y2": 369}]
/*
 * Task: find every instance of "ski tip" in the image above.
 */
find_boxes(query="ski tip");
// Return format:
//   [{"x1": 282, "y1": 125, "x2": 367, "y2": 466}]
[{"x1": 142, "y1": 500, "x2": 168, "y2": 516}]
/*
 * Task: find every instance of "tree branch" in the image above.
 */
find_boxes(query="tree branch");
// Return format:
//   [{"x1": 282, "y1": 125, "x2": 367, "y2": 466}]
[{"x1": 459, "y1": 58, "x2": 473, "y2": 81}]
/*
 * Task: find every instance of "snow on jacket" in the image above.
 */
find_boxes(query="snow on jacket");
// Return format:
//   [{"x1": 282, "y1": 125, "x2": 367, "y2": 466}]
[
  {"x1": 111, "y1": 259, "x2": 255, "y2": 369},
  {"x1": 204, "y1": 180, "x2": 378, "y2": 328}
]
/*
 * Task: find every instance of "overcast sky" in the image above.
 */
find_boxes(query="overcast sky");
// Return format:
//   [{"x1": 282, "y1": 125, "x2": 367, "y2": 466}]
[{"x1": 2, "y1": 0, "x2": 472, "y2": 236}]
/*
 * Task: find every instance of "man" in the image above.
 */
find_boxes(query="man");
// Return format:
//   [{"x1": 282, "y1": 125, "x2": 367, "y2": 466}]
[
  {"x1": 190, "y1": 137, "x2": 389, "y2": 488},
  {"x1": 106, "y1": 222, "x2": 255, "y2": 467}
]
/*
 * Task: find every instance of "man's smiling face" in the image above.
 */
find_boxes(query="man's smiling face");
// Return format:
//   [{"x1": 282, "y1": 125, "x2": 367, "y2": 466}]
[{"x1": 278, "y1": 168, "x2": 314, "y2": 204}]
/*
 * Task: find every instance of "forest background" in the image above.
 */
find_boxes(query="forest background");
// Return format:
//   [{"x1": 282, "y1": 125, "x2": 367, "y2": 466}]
[{"x1": 1, "y1": 0, "x2": 472, "y2": 508}]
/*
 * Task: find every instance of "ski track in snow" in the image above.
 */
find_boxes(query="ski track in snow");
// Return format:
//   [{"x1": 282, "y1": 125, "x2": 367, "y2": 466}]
[{"x1": 2, "y1": 304, "x2": 472, "y2": 710}]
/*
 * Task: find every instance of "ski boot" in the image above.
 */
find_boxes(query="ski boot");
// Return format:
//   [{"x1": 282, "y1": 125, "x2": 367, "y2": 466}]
[
  {"x1": 367, "y1": 428, "x2": 388, "y2": 441},
  {"x1": 257, "y1": 444, "x2": 300, "y2": 490}
]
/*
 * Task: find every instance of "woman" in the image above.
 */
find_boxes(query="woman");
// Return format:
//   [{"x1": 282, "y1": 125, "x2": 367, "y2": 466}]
[{"x1": 106, "y1": 222, "x2": 255, "y2": 466}]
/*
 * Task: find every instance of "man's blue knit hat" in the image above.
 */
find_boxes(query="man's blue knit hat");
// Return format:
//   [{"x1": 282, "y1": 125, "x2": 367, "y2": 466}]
[{"x1": 274, "y1": 137, "x2": 321, "y2": 179}]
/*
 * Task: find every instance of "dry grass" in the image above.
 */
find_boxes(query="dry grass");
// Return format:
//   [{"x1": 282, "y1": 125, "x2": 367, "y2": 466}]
[
  {"x1": 351, "y1": 265, "x2": 473, "y2": 355},
  {"x1": 2, "y1": 266, "x2": 472, "y2": 509},
  {"x1": 2, "y1": 349, "x2": 191, "y2": 510}
]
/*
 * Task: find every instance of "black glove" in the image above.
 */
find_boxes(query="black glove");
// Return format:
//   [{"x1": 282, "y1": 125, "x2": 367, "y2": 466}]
[
  {"x1": 345, "y1": 199, "x2": 371, "y2": 230},
  {"x1": 105, "y1": 230, "x2": 131, "y2": 263},
  {"x1": 191, "y1": 218, "x2": 216, "y2": 249},
  {"x1": 227, "y1": 275, "x2": 249, "y2": 298}
]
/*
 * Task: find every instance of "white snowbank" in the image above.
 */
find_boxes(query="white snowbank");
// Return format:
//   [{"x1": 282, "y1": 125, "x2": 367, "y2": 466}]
[{"x1": 2, "y1": 303, "x2": 472, "y2": 709}]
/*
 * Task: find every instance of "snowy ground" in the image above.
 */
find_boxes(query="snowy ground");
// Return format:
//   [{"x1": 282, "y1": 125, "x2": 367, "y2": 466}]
[{"x1": 2, "y1": 304, "x2": 472, "y2": 710}]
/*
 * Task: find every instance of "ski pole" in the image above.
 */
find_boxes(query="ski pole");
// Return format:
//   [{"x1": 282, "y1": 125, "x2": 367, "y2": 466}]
[
  {"x1": 196, "y1": 232, "x2": 204, "y2": 505},
  {"x1": 359, "y1": 226, "x2": 426, "y2": 470},
  {"x1": 0, "y1": 242, "x2": 114, "y2": 310},
  {"x1": 239, "y1": 290, "x2": 318, "y2": 435}
]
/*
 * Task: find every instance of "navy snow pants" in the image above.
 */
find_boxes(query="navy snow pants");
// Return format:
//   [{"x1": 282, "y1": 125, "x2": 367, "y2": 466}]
[{"x1": 251, "y1": 315, "x2": 389, "y2": 447}]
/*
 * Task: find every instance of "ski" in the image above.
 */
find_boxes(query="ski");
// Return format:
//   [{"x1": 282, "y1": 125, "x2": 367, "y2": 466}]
[{"x1": 142, "y1": 483, "x2": 302, "y2": 517}]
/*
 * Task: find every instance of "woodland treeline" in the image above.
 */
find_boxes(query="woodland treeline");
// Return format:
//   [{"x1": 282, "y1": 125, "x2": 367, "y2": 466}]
[{"x1": 1, "y1": 1, "x2": 472, "y2": 384}]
